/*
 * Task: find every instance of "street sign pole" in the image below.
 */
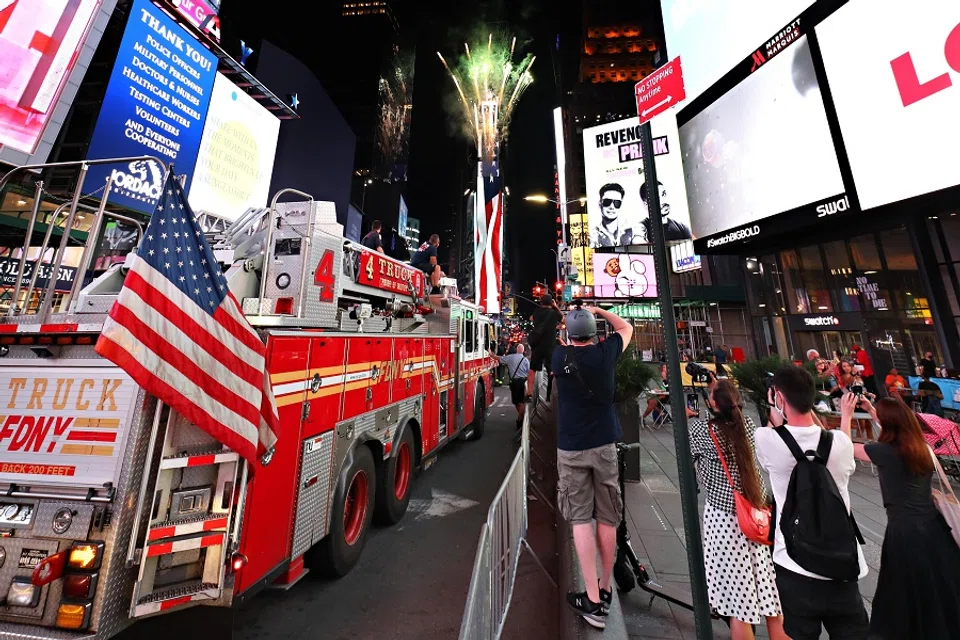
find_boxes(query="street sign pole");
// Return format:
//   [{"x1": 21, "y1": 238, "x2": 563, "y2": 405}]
[{"x1": 639, "y1": 121, "x2": 713, "y2": 638}]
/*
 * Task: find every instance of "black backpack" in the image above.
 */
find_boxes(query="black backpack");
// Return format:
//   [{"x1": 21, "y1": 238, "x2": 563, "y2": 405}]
[{"x1": 773, "y1": 427, "x2": 864, "y2": 581}]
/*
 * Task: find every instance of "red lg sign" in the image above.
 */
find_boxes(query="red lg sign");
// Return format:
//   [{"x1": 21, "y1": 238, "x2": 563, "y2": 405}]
[{"x1": 891, "y1": 21, "x2": 960, "y2": 106}]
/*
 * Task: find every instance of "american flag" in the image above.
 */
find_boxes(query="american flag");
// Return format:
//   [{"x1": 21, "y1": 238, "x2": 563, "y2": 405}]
[
  {"x1": 96, "y1": 173, "x2": 278, "y2": 468},
  {"x1": 476, "y1": 145, "x2": 503, "y2": 313}
]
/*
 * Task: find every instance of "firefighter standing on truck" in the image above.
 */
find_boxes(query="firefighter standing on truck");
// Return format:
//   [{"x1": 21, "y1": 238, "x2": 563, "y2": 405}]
[{"x1": 526, "y1": 293, "x2": 562, "y2": 402}]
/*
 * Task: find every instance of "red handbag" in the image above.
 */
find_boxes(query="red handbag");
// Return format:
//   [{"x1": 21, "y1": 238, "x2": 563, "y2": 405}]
[{"x1": 709, "y1": 424, "x2": 772, "y2": 546}]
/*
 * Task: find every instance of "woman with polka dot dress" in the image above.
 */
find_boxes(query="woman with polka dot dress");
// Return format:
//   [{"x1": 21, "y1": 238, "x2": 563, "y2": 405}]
[{"x1": 689, "y1": 380, "x2": 787, "y2": 640}]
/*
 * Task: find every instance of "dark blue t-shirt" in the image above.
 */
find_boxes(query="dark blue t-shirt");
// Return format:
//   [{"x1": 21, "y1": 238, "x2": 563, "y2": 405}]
[
  {"x1": 411, "y1": 242, "x2": 437, "y2": 268},
  {"x1": 552, "y1": 333, "x2": 624, "y2": 451}
]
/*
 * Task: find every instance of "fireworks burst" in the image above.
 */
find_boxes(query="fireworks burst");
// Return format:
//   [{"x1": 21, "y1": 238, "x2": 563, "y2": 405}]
[{"x1": 437, "y1": 32, "x2": 534, "y2": 156}]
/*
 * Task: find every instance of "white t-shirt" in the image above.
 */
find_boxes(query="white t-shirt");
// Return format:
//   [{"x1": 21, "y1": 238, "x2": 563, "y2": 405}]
[{"x1": 755, "y1": 425, "x2": 868, "y2": 580}]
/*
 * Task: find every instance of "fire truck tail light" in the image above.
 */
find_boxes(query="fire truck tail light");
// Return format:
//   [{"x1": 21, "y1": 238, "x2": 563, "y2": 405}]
[
  {"x1": 68, "y1": 542, "x2": 103, "y2": 571},
  {"x1": 63, "y1": 572, "x2": 97, "y2": 599},
  {"x1": 230, "y1": 552, "x2": 247, "y2": 573},
  {"x1": 275, "y1": 297, "x2": 294, "y2": 315},
  {"x1": 55, "y1": 602, "x2": 91, "y2": 630}
]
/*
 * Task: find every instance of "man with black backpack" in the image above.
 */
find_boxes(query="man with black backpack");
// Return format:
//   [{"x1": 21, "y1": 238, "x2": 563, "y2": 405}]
[
  {"x1": 756, "y1": 365, "x2": 869, "y2": 640},
  {"x1": 554, "y1": 306, "x2": 632, "y2": 629}
]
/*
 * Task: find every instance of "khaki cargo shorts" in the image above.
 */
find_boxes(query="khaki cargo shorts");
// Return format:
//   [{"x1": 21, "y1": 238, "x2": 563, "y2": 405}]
[{"x1": 557, "y1": 443, "x2": 622, "y2": 527}]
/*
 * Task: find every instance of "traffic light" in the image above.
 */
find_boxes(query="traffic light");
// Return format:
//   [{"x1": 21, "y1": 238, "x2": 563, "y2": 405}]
[
  {"x1": 532, "y1": 284, "x2": 543, "y2": 297},
  {"x1": 554, "y1": 280, "x2": 563, "y2": 292}
]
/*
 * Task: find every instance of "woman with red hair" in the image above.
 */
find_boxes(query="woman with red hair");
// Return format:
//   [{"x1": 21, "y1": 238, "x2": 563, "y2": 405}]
[{"x1": 840, "y1": 394, "x2": 960, "y2": 639}]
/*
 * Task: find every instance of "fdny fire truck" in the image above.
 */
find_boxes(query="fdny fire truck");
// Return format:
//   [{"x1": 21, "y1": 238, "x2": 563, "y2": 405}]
[{"x1": 0, "y1": 160, "x2": 495, "y2": 638}]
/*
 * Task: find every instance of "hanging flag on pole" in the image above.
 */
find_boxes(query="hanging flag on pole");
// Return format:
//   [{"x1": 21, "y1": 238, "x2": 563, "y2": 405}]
[{"x1": 95, "y1": 172, "x2": 279, "y2": 469}]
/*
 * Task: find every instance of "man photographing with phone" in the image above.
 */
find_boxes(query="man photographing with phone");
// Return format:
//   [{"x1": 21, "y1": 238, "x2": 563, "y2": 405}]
[
  {"x1": 553, "y1": 305, "x2": 632, "y2": 628},
  {"x1": 754, "y1": 366, "x2": 868, "y2": 639}
]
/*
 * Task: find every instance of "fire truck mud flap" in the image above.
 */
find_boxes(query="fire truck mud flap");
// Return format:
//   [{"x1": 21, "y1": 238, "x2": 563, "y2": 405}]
[{"x1": 306, "y1": 445, "x2": 376, "y2": 578}]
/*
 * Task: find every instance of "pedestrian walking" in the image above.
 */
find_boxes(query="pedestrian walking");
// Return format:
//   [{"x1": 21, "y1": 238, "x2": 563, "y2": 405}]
[
  {"x1": 554, "y1": 306, "x2": 632, "y2": 629},
  {"x1": 755, "y1": 365, "x2": 869, "y2": 640},
  {"x1": 489, "y1": 343, "x2": 530, "y2": 429},
  {"x1": 689, "y1": 380, "x2": 787, "y2": 640},
  {"x1": 839, "y1": 394, "x2": 960, "y2": 639}
]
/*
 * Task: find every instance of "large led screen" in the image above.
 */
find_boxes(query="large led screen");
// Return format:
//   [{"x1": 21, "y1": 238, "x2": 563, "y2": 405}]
[
  {"x1": 85, "y1": 0, "x2": 217, "y2": 214},
  {"x1": 817, "y1": 0, "x2": 960, "y2": 210},
  {"x1": 663, "y1": 0, "x2": 814, "y2": 101},
  {"x1": 680, "y1": 37, "x2": 846, "y2": 251},
  {"x1": 582, "y1": 114, "x2": 693, "y2": 249},
  {"x1": 188, "y1": 73, "x2": 280, "y2": 220},
  {"x1": 592, "y1": 252, "x2": 658, "y2": 299},
  {"x1": 0, "y1": 0, "x2": 102, "y2": 156}
]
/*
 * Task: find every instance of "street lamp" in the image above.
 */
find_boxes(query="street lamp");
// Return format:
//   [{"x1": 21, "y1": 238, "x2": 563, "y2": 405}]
[
  {"x1": 523, "y1": 195, "x2": 586, "y2": 206},
  {"x1": 361, "y1": 178, "x2": 374, "y2": 210}
]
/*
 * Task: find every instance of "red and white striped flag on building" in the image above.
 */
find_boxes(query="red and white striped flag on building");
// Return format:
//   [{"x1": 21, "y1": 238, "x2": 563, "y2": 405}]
[{"x1": 96, "y1": 173, "x2": 278, "y2": 468}]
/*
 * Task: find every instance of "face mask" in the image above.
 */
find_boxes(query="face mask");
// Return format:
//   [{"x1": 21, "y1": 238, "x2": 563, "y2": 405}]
[{"x1": 774, "y1": 394, "x2": 786, "y2": 421}]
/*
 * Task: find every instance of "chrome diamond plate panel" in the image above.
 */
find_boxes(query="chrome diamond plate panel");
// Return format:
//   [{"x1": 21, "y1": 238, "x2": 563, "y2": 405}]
[{"x1": 291, "y1": 432, "x2": 334, "y2": 554}]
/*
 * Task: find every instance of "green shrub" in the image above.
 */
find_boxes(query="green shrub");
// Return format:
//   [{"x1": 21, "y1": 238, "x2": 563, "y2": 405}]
[
  {"x1": 730, "y1": 356, "x2": 793, "y2": 416},
  {"x1": 615, "y1": 348, "x2": 658, "y2": 404}
]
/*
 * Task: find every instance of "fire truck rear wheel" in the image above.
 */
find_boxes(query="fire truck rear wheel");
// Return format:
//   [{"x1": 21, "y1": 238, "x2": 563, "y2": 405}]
[
  {"x1": 461, "y1": 385, "x2": 486, "y2": 441},
  {"x1": 312, "y1": 445, "x2": 376, "y2": 578},
  {"x1": 374, "y1": 426, "x2": 415, "y2": 525}
]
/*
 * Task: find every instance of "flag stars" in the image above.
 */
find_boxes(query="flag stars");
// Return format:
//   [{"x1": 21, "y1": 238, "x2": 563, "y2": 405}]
[
  {"x1": 173, "y1": 232, "x2": 180, "y2": 239},
  {"x1": 163, "y1": 247, "x2": 169, "y2": 254},
  {"x1": 179, "y1": 276, "x2": 186, "y2": 283},
  {"x1": 178, "y1": 261, "x2": 184, "y2": 268},
  {"x1": 207, "y1": 287, "x2": 212, "y2": 293},
  {"x1": 176, "y1": 247, "x2": 182, "y2": 253},
  {"x1": 164, "y1": 262, "x2": 171, "y2": 269},
  {"x1": 203, "y1": 273, "x2": 210, "y2": 279},
  {"x1": 194, "y1": 288, "x2": 200, "y2": 295},
  {"x1": 148, "y1": 249, "x2": 155, "y2": 256},
  {"x1": 161, "y1": 233, "x2": 168, "y2": 239},
  {"x1": 147, "y1": 235, "x2": 153, "y2": 241},
  {"x1": 159, "y1": 218, "x2": 165, "y2": 225}
]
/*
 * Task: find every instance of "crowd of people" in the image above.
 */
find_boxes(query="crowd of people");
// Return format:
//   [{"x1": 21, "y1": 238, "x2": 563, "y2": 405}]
[{"x1": 521, "y1": 303, "x2": 960, "y2": 638}]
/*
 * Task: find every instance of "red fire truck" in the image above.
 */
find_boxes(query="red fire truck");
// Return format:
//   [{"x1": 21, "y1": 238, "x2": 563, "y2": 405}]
[{"x1": 0, "y1": 160, "x2": 495, "y2": 638}]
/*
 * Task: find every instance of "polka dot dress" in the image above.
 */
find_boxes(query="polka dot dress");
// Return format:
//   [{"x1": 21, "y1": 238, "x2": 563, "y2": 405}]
[{"x1": 702, "y1": 501, "x2": 781, "y2": 624}]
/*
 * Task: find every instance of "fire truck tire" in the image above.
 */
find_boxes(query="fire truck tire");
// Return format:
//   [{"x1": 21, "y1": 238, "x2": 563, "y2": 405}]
[
  {"x1": 374, "y1": 426, "x2": 415, "y2": 525},
  {"x1": 461, "y1": 384, "x2": 486, "y2": 441},
  {"x1": 311, "y1": 445, "x2": 376, "y2": 578}
]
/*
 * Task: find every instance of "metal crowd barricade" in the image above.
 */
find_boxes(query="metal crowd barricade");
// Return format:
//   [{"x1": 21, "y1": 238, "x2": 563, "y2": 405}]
[{"x1": 459, "y1": 371, "x2": 555, "y2": 640}]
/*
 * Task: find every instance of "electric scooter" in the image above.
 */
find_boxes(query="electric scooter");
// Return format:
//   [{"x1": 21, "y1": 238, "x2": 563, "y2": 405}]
[{"x1": 613, "y1": 441, "x2": 726, "y2": 623}]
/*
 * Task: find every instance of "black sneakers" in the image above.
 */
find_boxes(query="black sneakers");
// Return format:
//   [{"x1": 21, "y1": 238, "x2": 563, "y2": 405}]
[
  {"x1": 598, "y1": 581, "x2": 612, "y2": 614},
  {"x1": 566, "y1": 591, "x2": 607, "y2": 629}
]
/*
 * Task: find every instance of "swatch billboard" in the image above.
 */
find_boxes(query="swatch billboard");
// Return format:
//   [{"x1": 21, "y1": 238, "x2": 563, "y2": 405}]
[{"x1": 85, "y1": 0, "x2": 217, "y2": 214}]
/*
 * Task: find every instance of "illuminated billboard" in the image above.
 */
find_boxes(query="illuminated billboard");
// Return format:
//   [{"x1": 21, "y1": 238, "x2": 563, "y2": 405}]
[
  {"x1": 0, "y1": 0, "x2": 111, "y2": 165},
  {"x1": 680, "y1": 38, "x2": 846, "y2": 252},
  {"x1": 817, "y1": 0, "x2": 960, "y2": 209},
  {"x1": 592, "y1": 252, "x2": 658, "y2": 299},
  {"x1": 582, "y1": 114, "x2": 693, "y2": 249},
  {"x1": 85, "y1": 0, "x2": 217, "y2": 214},
  {"x1": 663, "y1": 0, "x2": 814, "y2": 101},
  {"x1": 188, "y1": 73, "x2": 280, "y2": 220}
]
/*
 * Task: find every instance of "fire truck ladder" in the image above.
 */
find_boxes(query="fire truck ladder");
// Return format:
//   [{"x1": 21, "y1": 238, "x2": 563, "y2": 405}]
[{"x1": 127, "y1": 401, "x2": 243, "y2": 618}]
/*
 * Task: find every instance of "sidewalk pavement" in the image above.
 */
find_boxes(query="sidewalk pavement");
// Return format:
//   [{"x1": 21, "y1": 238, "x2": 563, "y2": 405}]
[{"x1": 620, "y1": 408, "x2": 889, "y2": 640}]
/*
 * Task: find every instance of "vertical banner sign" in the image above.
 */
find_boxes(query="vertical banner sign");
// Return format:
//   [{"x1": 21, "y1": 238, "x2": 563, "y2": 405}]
[
  {"x1": 554, "y1": 168, "x2": 563, "y2": 246},
  {"x1": 85, "y1": 0, "x2": 218, "y2": 214},
  {"x1": 568, "y1": 213, "x2": 593, "y2": 285}
]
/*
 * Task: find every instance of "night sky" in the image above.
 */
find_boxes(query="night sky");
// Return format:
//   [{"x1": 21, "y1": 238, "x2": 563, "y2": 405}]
[{"x1": 228, "y1": 0, "x2": 583, "y2": 308}]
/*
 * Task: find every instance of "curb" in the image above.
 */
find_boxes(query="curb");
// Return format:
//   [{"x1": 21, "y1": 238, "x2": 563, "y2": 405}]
[{"x1": 558, "y1": 514, "x2": 629, "y2": 640}]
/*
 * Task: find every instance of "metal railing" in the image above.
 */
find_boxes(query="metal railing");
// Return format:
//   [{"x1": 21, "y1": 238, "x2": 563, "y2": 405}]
[{"x1": 459, "y1": 371, "x2": 555, "y2": 640}]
